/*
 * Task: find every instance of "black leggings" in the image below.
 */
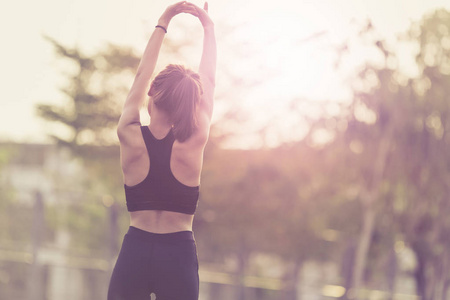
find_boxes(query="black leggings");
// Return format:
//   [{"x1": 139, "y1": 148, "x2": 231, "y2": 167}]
[{"x1": 108, "y1": 226, "x2": 199, "y2": 300}]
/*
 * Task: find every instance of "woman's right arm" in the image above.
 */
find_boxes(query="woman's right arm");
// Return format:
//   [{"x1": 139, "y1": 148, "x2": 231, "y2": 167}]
[{"x1": 117, "y1": 1, "x2": 197, "y2": 145}]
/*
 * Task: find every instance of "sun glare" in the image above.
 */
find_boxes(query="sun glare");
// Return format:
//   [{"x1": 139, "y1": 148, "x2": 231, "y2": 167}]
[
  {"x1": 232, "y1": 2, "x2": 352, "y2": 114},
  {"x1": 219, "y1": 3, "x2": 351, "y2": 147},
  {"x1": 237, "y1": 9, "x2": 327, "y2": 99}
]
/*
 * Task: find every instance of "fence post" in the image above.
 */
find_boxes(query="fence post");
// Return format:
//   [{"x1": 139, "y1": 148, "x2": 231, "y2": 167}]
[
  {"x1": 109, "y1": 201, "x2": 119, "y2": 270},
  {"x1": 27, "y1": 190, "x2": 44, "y2": 300}
]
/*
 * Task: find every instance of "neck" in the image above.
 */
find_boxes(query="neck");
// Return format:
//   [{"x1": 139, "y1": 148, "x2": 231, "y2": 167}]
[{"x1": 149, "y1": 110, "x2": 172, "y2": 138}]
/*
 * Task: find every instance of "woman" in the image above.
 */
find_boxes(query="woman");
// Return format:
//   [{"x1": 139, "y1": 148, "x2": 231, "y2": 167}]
[{"x1": 108, "y1": 2, "x2": 216, "y2": 299}]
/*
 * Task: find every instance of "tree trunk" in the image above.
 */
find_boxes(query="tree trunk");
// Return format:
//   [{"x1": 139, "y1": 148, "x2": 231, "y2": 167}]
[
  {"x1": 413, "y1": 247, "x2": 427, "y2": 300},
  {"x1": 235, "y1": 247, "x2": 248, "y2": 300},
  {"x1": 350, "y1": 204, "x2": 376, "y2": 299},
  {"x1": 443, "y1": 279, "x2": 449, "y2": 300},
  {"x1": 284, "y1": 259, "x2": 303, "y2": 300},
  {"x1": 438, "y1": 253, "x2": 449, "y2": 300},
  {"x1": 386, "y1": 248, "x2": 397, "y2": 300},
  {"x1": 27, "y1": 190, "x2": 45, "y2": 300},
  {"x1": 350, "y1": 128, "x2": 393, "y2": 299},
  {"x1": 340, "y1": 239, "x2": 356, "y2": 300}
]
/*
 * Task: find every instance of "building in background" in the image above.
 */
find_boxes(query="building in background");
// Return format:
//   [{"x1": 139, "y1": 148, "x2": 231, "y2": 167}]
[{"x1": 0, "y1": 143, "x2": 110, "y2": 300}]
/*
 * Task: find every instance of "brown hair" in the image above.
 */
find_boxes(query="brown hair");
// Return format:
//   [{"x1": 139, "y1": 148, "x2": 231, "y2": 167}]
[{"x1": 148, "y1": 64, "x2": 203, "y2": 142}]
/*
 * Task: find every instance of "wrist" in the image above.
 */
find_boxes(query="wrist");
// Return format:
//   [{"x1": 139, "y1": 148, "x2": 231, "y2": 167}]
[
  {"x1": 157, "y1": 17, "x2": 170, "y2": 29},
  {"x1": 155, "y1": 25, "x2": 167, "y2": 33},
  {"x1": 203, "y1": 23, "x2": 215, "y2": 32}
]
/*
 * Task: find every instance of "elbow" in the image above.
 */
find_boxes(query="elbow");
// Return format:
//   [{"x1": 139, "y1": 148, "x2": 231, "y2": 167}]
[
  {"x1": 116, "y1": 123, "x2": 135, "y2": 143},
  {"x1": 117, "y1": 123, "x2": 126, "y2": 142},
  {"x1": 203, "y1": 75, "x2": 215, "y2": 89},
  {"x1": 117, "y1": 117, "x2": 140, "y2": 142}
]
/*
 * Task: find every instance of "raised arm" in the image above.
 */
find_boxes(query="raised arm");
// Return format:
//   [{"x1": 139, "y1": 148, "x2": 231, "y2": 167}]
[
  {"x1": 118, "y1": 2, "x2": 197, "y2": 137},
  {"x1": 190, "y1": 2, "x2": 216, "y2": 120}
]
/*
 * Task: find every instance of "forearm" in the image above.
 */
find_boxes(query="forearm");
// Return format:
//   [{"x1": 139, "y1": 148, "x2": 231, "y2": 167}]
[
  {"x1": 123, "y1": 27, "x2": 166, "y2": 110},
  {"x1": 133, "y1": 1, "x2": 187, "y2": 82},
  {"x1": 199, "y1": 26, "x2": 217, "y2": 87},
  {"x1": 136, "y1": 27, "x2": 166, "y2": 85},
  {"x1": 119, "y1": 1, "x2": 194, "y2": 129},
  {"x1": 119, "y1": 27, "x2": 166, "y2": 129}
]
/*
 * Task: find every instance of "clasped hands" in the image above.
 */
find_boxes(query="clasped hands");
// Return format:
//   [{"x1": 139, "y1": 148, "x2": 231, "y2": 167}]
[{"x1": 158, "y1": 1, "x2": 214, "y2": 31}]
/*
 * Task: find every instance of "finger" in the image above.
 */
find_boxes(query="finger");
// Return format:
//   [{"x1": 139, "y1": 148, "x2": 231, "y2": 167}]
[
  {"x1": 184, "y1": 3, "x2": 201, "y2": 15},
  {"x1": 173, "y1": 1, "x2": 188, "y2": 10},
  {"x1": 188, "y1": 2, "x2": 207, "y2": 12},
  {"x1": 185, "y1": 2, "x2": 202, "y2": 11},
  {"x1": 175, "y1": 3, "x2": 197, "y2": 14},
  {"x1": 184, "y1": 11, "x2": 200, "y2": 17},
  {"x1": 181, "y1": 8, "x2": 198, "y2": 15},
  {"x1": 174, "y1": 3, "x2": 195, "y2": 14}
]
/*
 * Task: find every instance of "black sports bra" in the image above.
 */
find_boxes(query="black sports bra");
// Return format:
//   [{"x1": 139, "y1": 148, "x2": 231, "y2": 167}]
[{"x1": 124, "y1": 126, "x2": 199, "y2": 215}]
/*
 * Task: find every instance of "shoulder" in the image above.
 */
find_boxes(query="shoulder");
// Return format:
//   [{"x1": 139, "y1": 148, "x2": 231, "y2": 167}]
[
  {"x1": 117, "y1": 123, "x2": 144, "y2": 147},
  {"x1": 117, "y1": 124, "x2": 147, "y2": 166}
]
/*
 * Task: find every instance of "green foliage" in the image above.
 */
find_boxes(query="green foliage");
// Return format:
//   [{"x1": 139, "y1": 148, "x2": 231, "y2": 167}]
[
  {"x1": 308, "y1": 9, "x2": 450, "y2": 298},
  {"x1": 37, "y1": 37, "x2": 139, "y2": 147},
  {"x1": 34, "y1": 37, "x2": 141, "y2": 253}
]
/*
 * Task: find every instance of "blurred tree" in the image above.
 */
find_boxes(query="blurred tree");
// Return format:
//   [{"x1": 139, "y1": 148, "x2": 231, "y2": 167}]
[
  {"x1": 35, "y1": 37, "x2": 141, "y2": 260},
  {"x1": 197, "y1": 142, "x2": 339, "y2": 300},
  {"x1": 298, "y1": 30, "x2": 399, "y2": 297},
  {"x1": 37, "y1": 36, "x2": 138, "y2": 191},
  {"x1": 393, "y1": 9, "x2": 450, "y2": 300},
  {"x1": 346, "y1": 48, "x2": 397, "y2": 299},
  {"x1": 314, "y1": 9, "x2": 450, "y2": 300}
]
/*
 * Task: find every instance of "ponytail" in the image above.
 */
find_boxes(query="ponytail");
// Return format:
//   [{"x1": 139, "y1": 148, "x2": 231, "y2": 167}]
[{"x1": 149, "y1": 65, "x2": 203, "y2": 142}]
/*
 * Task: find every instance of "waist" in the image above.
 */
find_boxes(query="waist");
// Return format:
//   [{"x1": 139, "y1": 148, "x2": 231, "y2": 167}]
[
  {"x1": 126, "y1": 226, "x2": 194, "y2": 242},
  {"x1": 129, "y1": 210, "x2": 194, "y2": 234}
]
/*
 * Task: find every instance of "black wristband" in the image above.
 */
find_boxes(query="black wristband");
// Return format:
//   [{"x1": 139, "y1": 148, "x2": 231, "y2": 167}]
[{"x1": 155, "y1": 25, "x2": 167, "y2": 33}]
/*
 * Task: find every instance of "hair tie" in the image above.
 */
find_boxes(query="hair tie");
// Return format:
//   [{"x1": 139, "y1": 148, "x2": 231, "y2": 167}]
[{"x1": 155, "y1": 25, "x2": 167, "y2": 33}]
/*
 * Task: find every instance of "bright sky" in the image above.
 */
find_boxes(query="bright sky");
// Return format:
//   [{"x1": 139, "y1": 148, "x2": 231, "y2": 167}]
[{"x1": 1, "y1": 0, "x2": 449, "y2": 144}]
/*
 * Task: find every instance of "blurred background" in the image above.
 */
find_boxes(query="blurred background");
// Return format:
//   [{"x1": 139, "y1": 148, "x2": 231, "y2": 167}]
[{"x1": 1, "y1": 0, "x2": 450, "y2": 299}]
